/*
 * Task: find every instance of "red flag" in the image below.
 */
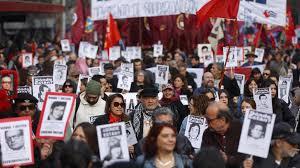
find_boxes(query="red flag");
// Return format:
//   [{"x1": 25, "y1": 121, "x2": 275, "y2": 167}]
[
  {"x1": 104, "y1": 13, "x2": 121, "y2": 50},
  {"x1": 285, "y1": 6, "x2": 296, "y2": 45},
  {"x1": 71, "y1": 0, "x2": 85, "y2": 44},
  {"x1": 253, "y1": 24, "x2": 263, "y2": 48},
  {"x1": 196, "y1": 0, "x2": 240, "y2": 27}
]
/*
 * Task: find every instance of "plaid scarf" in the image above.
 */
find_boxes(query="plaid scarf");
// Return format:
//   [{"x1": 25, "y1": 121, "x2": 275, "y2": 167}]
[{"x1": 132, "y1": 104, "x2": 156, "y2": 137}]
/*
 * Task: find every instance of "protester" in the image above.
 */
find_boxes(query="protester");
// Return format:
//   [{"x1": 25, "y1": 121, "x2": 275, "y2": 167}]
[
  {"x1": 130, "y1": 70, "x2": 152, "y2": 92},
  {"x1": 193, "y1": 147, "x2": 226, "y2": 168},
  {"x1": 242, "y1": 52, "x2": 261, "y2": 67},
  {"x1": 72, "y1": 80, "x2": 106, "y2": 127},
  {"x1": 62, "y1": 79, "x2": 76, "y2": 94},
  {"x1": 136, "y1": 123, "x2": 192, "y2": 168},
  {"x1": 243, "y1": 78, "x2": 258, "y2": 99},
  {"x1": 193, "y1": 72, "x2": 217, "y2": 96},
  {"x1": 235, "y1": 98, "x2": 256, "y2": 123},
  {"x1": 131, "y1": 87, "x2": 160, "y2": 140},
  {"x1": 290, "y1": 88, "x2": 300, "y2": 132},
  {"x1": 172, "y1": 74, "x2": 193, "y2": 98},
  {"x1": 177, "y1": 63, "x2": 197, "y2": 90}
]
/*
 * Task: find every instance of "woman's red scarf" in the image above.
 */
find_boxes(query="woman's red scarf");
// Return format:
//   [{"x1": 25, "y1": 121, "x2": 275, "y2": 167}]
[{"x1": 109, "y1": 113, "x2": 122, "y2": 123}]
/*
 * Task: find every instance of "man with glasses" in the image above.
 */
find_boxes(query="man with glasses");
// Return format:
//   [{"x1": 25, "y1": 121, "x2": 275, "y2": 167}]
[
  {"x1": 15, "y1": 93, "x2": 40, "y2": 133},
  {"x1": 262, "y1": 68, "x2": 271, "y2": 80},
  {"x1": 202, "y1": 102, "x2": 245, "y2": 168}
]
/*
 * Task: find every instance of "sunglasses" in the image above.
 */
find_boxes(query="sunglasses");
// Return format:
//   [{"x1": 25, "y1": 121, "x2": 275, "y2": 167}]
[
  {"x1": 263, "y1": 73, "x2": 270, "y2": 76},
  {"x1": 65, "y1": 84, "x2": 73, "y2": 88},
  {"x1": 113, "y1": 102, "x2": 125, "y2": 108},
  {"x1": 19, "y1": 104, "x2": 35, "y2": 111}
]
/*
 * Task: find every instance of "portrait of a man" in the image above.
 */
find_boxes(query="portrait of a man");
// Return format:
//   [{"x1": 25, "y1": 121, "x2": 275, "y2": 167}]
[
  {"x1": 258, "y1": 94, "x2": 268, "y2": 109},
  {"x1": 47, "y1": 101, "x2": 66, "y2": 121},
  {"x1": 38, "y1": 84, "x2": 51, "y2": 102},
  {"x1": 188, "y1": 122, "x2": 201, "y2": 140},
  {"x1": 247, "y1": 120, "x2": 267, "y2": 141},
  {"x1": 107, "y1": 137, "x2": 123, "y2": 160},
  {"x1": 5, "y1": 129, "x2": 25, "y2": 151}
]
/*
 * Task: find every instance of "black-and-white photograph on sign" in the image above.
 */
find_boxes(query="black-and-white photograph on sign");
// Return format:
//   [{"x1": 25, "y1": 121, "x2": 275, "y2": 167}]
[
  {"x1": 60, "y1": 39, "x2": 71, "y2": 52},
  {"x1": 117, "y1": 74, "x2": 133, "y2": 91},
  {"x1": 121, "y1": 63, "x2": 134, "y2": 78},
  {"x1": 186, "y1": 68, "x2": 204, "y2": 88},
  {"x1": 53, "y1": 64, "x2": 67, "y2": 85},
  {"x1": 234, "y1": 73, "x2": 245, "y2": 95},
  {"x1": 155, "y1": 65, "x2": 169, "y2": 85},
  {"x1": 123, "y1": 92, "x2": 138, "y2": 115},
  {"x1": 76, "y1": 75, "x2": 90, "y2": 94},
  {"x1": 88, "y1": 67, "x2": 102, "y2": 77},
  {"x1": 36, "y1": 92, "x2": 76, "y2": 140},
  {"x1": 236, "y1": 47, "x2": 244, "y2": 61},
  {"x1": 109, "y1": 46, "x2": 121, "y2": 61},
  {"x1": 184, "y1": 115, "x2": 207, "y2": 149},
  {"x1": 254, "y1": 48, "x2": 265, "y2": 63},
  {"x1": 0, "y1": 116, "x2": 34, "y2": 167},
  {"x1": 87, "y1": 44, "x2": 98, "y2": 59},
  {"x1": 223, "y1": 47, "x2": 238, "y2": 68},
  {"x1": 96, "y1": 122, "x2": 129, "y2": 163},
  {"x1": 153, "y1": 44, "x2": 163, "y2": 57},
  {"x1": 17, "y1": 86, "x2": 32, "y2": 94},
  {"x1": 238, "y1": 110, "x2": 276, "y2": 158},
  {"x1": 22, "y1": 53, "x2": 33, "y2": 68},
  {"x1": 78, "y1": 41, "x2": 90, "y2": 58},
  {"x1": 204, "y1": 51, "x2": 214, "y2": 68},
  {"x1": 278, "y1": 76, "x2": 292, "y2": 103},
  {"x1": 180, "y1": 95, "x2": 189, "y2": 105},
  {"x1": 197, "y1": 44, "x2": 212, "y2": 63},
  {"x1": 254, "y1": 88, "x2": 273, "y2": 114},
  {"x1": 125, "y1": 121, "x2": 137, "y2": 145},
  {"x1": 100, "y1": 61, "x2": 110, "y2": 75},
  {"x1": 32, "y1": 76, "x2": 55, "y2": 109},
  {"x1": 101, "y1": 50, "x2": 109, "y2": 61},
  {"x1": 126, "y1": 46, "x2": 142, "y2": 60},
  {"x1": 243, "y1": 46, "x2": 252, "y2": 63}
]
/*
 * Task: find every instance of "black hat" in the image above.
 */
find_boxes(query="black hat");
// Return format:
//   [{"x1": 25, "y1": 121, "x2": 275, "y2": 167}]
[
  {"x1": 245, "y1": 52, "x2": 258, "y2": 58},
  {"x1": 15, "y1": 93, "x2": 38, "y2": 104},
  {"x1": 272, "y1": 122, "x2": 300, "y2": 145},
  {"x1": 104, "y1": 63, "x2": 114, "y2": 70},
  {"x1": 140, "y1": 87, "x2": 159, "y2": 97}
]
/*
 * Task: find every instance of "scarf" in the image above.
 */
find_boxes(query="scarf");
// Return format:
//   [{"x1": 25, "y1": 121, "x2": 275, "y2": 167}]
[
  {"x1": 159, "y1": 96, "x2": 179, "y2": 106},
  {"x1": 109, "y1": 113, "x2": 122, "y2": 123}
]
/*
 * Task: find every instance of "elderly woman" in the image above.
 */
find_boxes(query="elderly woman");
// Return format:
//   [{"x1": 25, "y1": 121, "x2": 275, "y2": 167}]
[{"x1": 136, "y1": 123, "x2": 192, "y2": 168}]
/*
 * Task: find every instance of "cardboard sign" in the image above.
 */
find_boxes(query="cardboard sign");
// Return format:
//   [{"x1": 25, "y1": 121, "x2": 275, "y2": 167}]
[
  {"x1": 0, "y1": 116, "x2": 34, "y2": 167},
  {"x1": 60, "y1": 39, "x2": 71, "y2": 52},
  {"x1": 254, "y1": 88, "x2": 273, "y2": 114},
  {"x1": 223, "y1": 47, "x2": 238, "y2": 68},
  {"x1": 238, "y1": 110, "x2": 276, "y2": 158},
  {"x1": 109, "y1": 46, "x2": 121, "y2": 61},
  {"x1": 153, "y1": 44, "x2": 163, "y2": 57},
  {"x1": 36, "y1": 92, "x2": 76, "y2": 140},
  {"x1": 78, "y1": 42, "x2": 90, "y2": 58},
  {"x1": 117, "y1": 74, "x2": 133, "y2": 91},
  {"x1": 87, "y1": 44, "x2": 99, "y2": 59},
  {"x1": 32, "y1": 76, "x2": 55, "y2": 109},
  {"x1": 198, "y1": 44, "x2": 212, "y2": 63},
  {"x1": 186, "y1": 68, "x2": 204, "y2": 88},
  {"x1": 96, "y1": 122, "x2": 129, "y2": 163},
  {"x1": 53, "y1": 64, "x2": 68, "y2": 85},
  {"x1": 17, "y1": 86, "x2": 32, "y2": 94},
  {"x1": 88, "y1": 67, "x2": 102, "y2": 77},
  {"x1": 254, "y1": 48, "x2": 265, "y2": 63},
  {"x1": 180, "y1": 95, "x2": 189, "y2": 105},
  {"x1": 125, "y1": 121, "x2": 138, "y2": 145},
  {"x1": 184, "y1": 115, "x2": 207, "y2": 149},
  {"x1": 155, "y1": 65, "x2": 169, "y2": 84},
  {"x1": 22, "y1": 53, "x2": 33, "y2": 68},
  {"x1": 278, "y1": 76, "x2": 292, "y2": 103},
  {"x1": 234, "y1": 73, "x2": 245, "y2": 95}
]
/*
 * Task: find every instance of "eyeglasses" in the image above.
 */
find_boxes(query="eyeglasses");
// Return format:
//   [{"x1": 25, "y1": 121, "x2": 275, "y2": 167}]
[
  {"x1": 19, "y1": 104, "x2": 35, "y2": 111},
  {"x1": 65, "y1": 84, "x2": 72, "y2": 88},
  {"x1": 263, "y1": 73, "x2": 270, "y2": 76},
  {"x1": 113, "y1": 102, "x2": 125, "y2": 108}
]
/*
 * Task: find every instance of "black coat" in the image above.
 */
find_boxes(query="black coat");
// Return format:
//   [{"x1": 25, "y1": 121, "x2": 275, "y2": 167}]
[
  {"x1": 273, "y1": 98, "x2": 295, "y2": 127},
  {"x1": 223, "y1": 75, "x2": 240, "y2": 98},
  {"x1": 292, "y1": 69, "x2": 300, "y2": 88},
  {"x1": 253, "y1": 150, "x2": 290, "y2": 168},
  {"x1": 93, "y1": 114, "x2": 109, "y2": 126}
]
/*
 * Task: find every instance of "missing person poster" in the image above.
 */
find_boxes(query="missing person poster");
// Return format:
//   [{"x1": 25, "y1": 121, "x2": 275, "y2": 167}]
[
  {"x1": 278, "y1": 76, "x2": 292, "y2": 103},
  {"x1": 125, "y1": 121, "x2": 137, "y2": 145},
  {"x1": 78, "y1": 41, "x2": 90, "y2": 58},
  {"x1": 155, "y1": 65, "x2": 169, "y2": 85},
  {"x1": 22, "y1": 53, "x2": 33, "y2": 68},
  {"x1": 254, "y1": 48, "x2": 265, "y2": 63},
  {"x1": 186, "y1": 68, "x2": 204, "y2": 88},
  {"x1": 32, "y1": 76, "x2": 55, "y2": 109},
  {"x1": 123, "y1": 92, "x2": 138, "y2": 115},
  {"x1": 238, "y1": 110, "x2": 276, "y2": 158},
  {"x1": 88, "y1": 67, "x2": 102, "y2": 77},
  {"x1": 223, "y1": 47, "x2": 238, "y2": 68},
  {"x1": 153, "y1": 44, "x2": 163, "y2": 57},
  {"x1": 36, "y1": 92, "x2": 76, "y2": 140},
  {"x1": 0, "y1": 116, "x2": 34, "y2": 167},
  {"x1": 184, "y1": 115, "x2": 207, "y2": 149},
  {"x1": 243, "y1": 46, "x2": 252, "y2": 64},
  {"x1": 180, "y1": 95, "x2": 189, "y2": 105},
  {"x1": 121, "y1": 63, "x2": 134, "y2": 78},
  {"x1": 96, "y1": 122, "x2": 129, "y2": 163},
  {"x1": 87, "y1": 44, "x2": 98, "y2": 59},
  {"x1": 17, "y1": 86, "x2": 32, "y2": 94},
  {"x1": 109, "y1": 46, "x2": 121, "y2": 61},
  {"x1": 60, "y1": 39, "x2": 71, "y2": 52},
  {"x1": 197, "y1": 44, "x2": 212, "y2": 63},
  {"x1": 254, "y1": 88, "x2": 273, "y2": 114},
  {"x1": 76, "y1": 75, "x2": 90, "y2": 94},
  {"x1": 126, "y1": 46, "x2": 142, "y2": 60},
  {"x1": 117, "y1": 74, "x2": 133, "y2": 91},
  {"x1": 234, "y1": 73, "x2": 245, "y2": 95},
  {"x1": 53, "y1": 64, "x2": 67, "y2": 85}
]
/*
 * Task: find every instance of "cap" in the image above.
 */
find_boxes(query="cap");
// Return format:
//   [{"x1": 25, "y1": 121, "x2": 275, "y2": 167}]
[
  {"x1": 104, "y1": 63, "x2": 114, "y2": 70},
  {"x1": 162, "y1": 84, "x2": 174, "y2": 91},
  {"x1": 272, "y1": 122, "x2": 300, "y2": 145},
  {"x1": 245, "y1": 52, "x2": 258, "y2": 58},
  {"x1": 85, "y1": 80, "x2": 101, "y2": 96},
  {"x1": 15, "y1": 93, "x2": 38, "y2": 104},
  {"x1": 140, "y1": 87, "x2": 159, "y2": 97},
  {"x1": 27, "y1": 66, "x2": 39, "y2": 76}
]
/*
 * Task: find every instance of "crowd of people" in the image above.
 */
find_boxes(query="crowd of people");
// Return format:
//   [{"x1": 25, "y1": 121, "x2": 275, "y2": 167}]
[{"x1": 0, "y1": 38, "x2": 300, "y2": 168}]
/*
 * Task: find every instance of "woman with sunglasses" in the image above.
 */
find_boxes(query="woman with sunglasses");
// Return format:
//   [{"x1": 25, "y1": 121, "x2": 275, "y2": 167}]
[
  {"x1": 94, "y1": 93, "x2": 129, "y2": 126},
  {"x1": 62, "y1": 79, "x2": 76, "y2": 94}
]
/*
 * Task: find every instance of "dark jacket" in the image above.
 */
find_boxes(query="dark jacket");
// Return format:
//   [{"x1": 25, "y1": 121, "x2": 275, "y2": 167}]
[
  {"x1": 292, "y1": 69, "x2": 300, "y2": 88},
  {"x1": 163, "y1": 100, "x2": 189, "y2": 130},
  {"x1": 253, "y1": 150, "x2": 290, "y2": 168},
  {"x1": 93, "y1": 113, "x2": 110, "y2": 126},
  {"x1": 222, "y1": 75, "x2": 240, "y2": 98},
  {"x1": 202, "y1": 120, "x2": 245, "y2": 168},
  {"x1": 185, "y1": 72, "x2": 197, "y2": 90},
  {"x1": 273, "y1": 98, "x2": 295, "y2": 127}
]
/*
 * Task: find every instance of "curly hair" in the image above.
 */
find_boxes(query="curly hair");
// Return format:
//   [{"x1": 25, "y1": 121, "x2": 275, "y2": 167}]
[
  {"x1": 143, "y1": 123, "x2": 177, "y2": 159},
  {"x1": 190, "y1": 95, "x2": 209, "y2": 116}
]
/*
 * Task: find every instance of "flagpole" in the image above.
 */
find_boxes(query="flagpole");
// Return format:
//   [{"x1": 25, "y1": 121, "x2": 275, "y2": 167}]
[{"x1": 219, "y1": 19, "x2": 238, "y2": 88}]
